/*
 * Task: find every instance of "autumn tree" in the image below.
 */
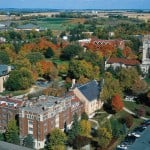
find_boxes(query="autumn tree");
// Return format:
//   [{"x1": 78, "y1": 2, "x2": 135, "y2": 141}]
[
  {"x1": 39, "y1": 60, "x2": 58, "y2": 80},
  {"x1": 48, "y1": 128, "x2": 67, "y2": 150},
  {"x1": 125, "y1": 115, "x2": 133, "y2": 128},
  {"x1": 132, "y1": 78, "x2": 148, "y2": 95},
  {"x1": 5, "y1": 119, "x2": 19, "y2": 145},
  {"x1": 68, "y1": 59, "x2": 99, "y2": 80},
  {"x1": 101, "y1": 72, "x2": 123, "y2": 102},
  {"x1": 97, "y1": 127, "x2": 112, "y2": 148},
  {"x1": 111, "y1": 94, "x2": 124, "y2": 112},
  {"x1": 79, "y1": 120, "x2": 91, "y2": 137}
]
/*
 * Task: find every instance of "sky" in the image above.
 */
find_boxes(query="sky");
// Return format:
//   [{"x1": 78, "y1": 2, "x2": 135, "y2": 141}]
[{"x1": 0, "y1": 0, "x2": 150, "y2": 9}]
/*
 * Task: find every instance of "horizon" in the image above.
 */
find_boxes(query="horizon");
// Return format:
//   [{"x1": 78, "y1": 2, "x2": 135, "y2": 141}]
[{"x1": 0, "y1": 0, "x2": 150, "y2": 10}]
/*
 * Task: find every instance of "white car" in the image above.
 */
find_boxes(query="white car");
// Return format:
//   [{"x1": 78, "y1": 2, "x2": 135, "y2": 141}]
[
  {"x1": 128, "y1": 132, "x2": 140, "y2": 138},
  {"x1": 117, "y1": 144, "x2": 128, "y2": 149}
]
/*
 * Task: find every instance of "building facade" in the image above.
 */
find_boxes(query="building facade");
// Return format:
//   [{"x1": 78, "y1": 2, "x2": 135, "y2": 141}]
[
  {"x1": 141, "y1": 35, "x2": 150, "y2": 74},
  {"x1": 73, "y1": 80, "x2": 102, "y2": 117},
  {"x1": 19, "y1": 95, "x2": 84, "y2": 149},
  {"x1": 0, "y1": 96, "x2": 25, "y2": 132}
]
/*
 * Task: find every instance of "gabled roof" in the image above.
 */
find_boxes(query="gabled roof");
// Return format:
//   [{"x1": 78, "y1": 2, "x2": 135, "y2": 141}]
[
  {"x1": 107, "y1": 58, "x2": 140, "y2": 66},
  {"x1": 77, "y1": 80, "x2": 100, "y2": 101}
]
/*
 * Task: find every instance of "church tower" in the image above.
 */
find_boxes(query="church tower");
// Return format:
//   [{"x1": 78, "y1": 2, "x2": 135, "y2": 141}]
[{"x1": 141, "y1": 35, "x2": 150, "y2": 74}]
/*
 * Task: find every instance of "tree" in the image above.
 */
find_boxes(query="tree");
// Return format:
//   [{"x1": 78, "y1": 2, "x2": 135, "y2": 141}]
[
  {"x1": 26, "y1": 52, "x2": 44, "y2": 64},
  {"x1": 68, "y1": 113, "x2": 81, "y2": 145},
  {"x1": 0, "y1": 133, "x2": 4, "y2": 141},
  {"x1": 125, "y1": 115, "x2": 133, "y2": 128},
  {"x1": 68, "y1": 59, "x2": 99, "y2": 80},
  {"x1": 44, "y1": 47, "x2": 54, "y2": 58},
  {"x1": 97, "y1": 127, "x2": 112, "y2": 148},
  {"x1": 118, "y1": 68, "x2": 139, "y2": 91},
  {"x1": 81, "y1": 112, "x2": 89, "y2": 120},
  {"x1": 23, "y1": 134, "x2": 34, "y2": 148},
  {"x1": 61, "y1": 44, "x2": 84, "y2": 60},
  {"x1": 5, "y1": 119, "x2": 19, "y2": 145},
  {"x1": 5, "y1": 68, "x2": 33, "y2": 91},
  {"x1": 132, "y1": 78, "x2": 148, "y2": 95},
  {"x1": 0, "y1": 51, "x2": 10, "y2": 64},
  {"x1": 101, "y1": 72, "x2": 123, "y2": 102},
  {"x1": 111, "y1": 94, "x2": 124, "y2": 112},
  {"x1": 137, "y1": 105, "x2": 146, "y2": 117},
  {"x1": 79, "y1": 120, "x2": 91, "y2": 137},
  {"x1": 48, "y1": 128, "x2": 67, "y2": 150}
]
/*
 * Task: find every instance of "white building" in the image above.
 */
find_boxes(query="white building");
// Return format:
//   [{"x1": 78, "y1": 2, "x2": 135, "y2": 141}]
[{"x1": 141, "y1": 35, "x2": 150, "y2": 74}]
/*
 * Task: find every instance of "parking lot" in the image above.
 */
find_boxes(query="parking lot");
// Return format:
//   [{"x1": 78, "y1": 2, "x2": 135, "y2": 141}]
[{"x1": 116, "y1": 120, "x2": 150, "y2": 150}]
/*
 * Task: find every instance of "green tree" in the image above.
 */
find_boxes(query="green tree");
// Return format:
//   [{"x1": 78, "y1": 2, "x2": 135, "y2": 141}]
[
  {"x1": 68, "y1": 113, "x2": 81, "y2": 145},
  {"x1": 23, "y1": 134, "x2": 34, "y2": 148},
  {"x1": 81, "y1": 112, "x2": 89, "y2": 120},
  {"x1": 118, "y1": 67, "x2": 139, "y2": 91},
  {"x1": 26, "y1": 52, "x2": 44, "y2": 64},
  {"x1": 5, "y1": 68, "x2": 33, "y2": 91},
  {"x1": 44, "y1": 47, "x2": 54, "y2": 58},
  {"x1": 48, "y1": 128, "x2": 67, "y2": 150},
  {"x1": 0, "y1": 133, "x2": 4, "y2": 141},
  {"x1": 0, "y1": 51, "x2": 10, "y2": 64},
  {"x1": 5, "y1": 119, "x2": 19, "y2": 145},
  {"x1": 61, "y1": 44, "x2": 84, "y2": 60}
]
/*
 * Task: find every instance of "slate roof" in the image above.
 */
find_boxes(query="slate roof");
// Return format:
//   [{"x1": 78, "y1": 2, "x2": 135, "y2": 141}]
[
  {"x1": 107, "y1": 58, "x2": 140, "y2": 66},
  {"x1": 0, "y1": 141, "x2": 33, "y2": 150},
  {"x1": 0, "y1": 65, "x2": 8, "y2": 77},
  {"x1": 77, "y1": 80, "x2": 100, "y2": 101}
]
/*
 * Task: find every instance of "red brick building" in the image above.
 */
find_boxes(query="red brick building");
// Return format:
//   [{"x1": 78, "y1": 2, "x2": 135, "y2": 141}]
[
  {"x1": 0, "y1": 96, "x2": 25, "y2": 132},
  {"x1": 19, "y1": 94, "x2": 84, "y2": 149}
]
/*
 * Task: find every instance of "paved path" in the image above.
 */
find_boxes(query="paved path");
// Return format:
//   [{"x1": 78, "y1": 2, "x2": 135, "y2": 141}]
[{"x1": 123, "y1": 107, "x2": 149, "y2": 120}]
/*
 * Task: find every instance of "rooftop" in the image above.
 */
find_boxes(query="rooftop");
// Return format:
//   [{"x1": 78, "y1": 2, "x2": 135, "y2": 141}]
[
  {"x1": 0, "y1": 141, "x2": 33, "y2": 150},
  {"x1": 77, "y1": 80, "x2": 100, "y2": 101},
  {"x1": 0, "y1": 65, "x2": 9, "y2": 77},
  {"x1": 22, "y1": 95, "x2": 72, "y2": 114}
]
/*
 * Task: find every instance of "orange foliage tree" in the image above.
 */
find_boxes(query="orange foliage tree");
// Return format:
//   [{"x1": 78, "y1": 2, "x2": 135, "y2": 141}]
[
  {"x1": 111, "y1": 94, "x2": 124, "y2": 112},
  {"x1": 39, "y1": 60, "x2": 58, "y2": 80}
]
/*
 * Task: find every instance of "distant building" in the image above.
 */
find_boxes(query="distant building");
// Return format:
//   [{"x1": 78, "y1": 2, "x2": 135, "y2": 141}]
[
  {"x1": 19, "y1": 95, "x2": 84, "y2": 149},
  {"x1": 15, "y1": 23, "x2": 41, "y2": 32},
  {"x1": 91, "y1": 39, "x2": 125, "y2": 50},
  {"x1": 78, "y1": 38, "x2": 91, "y2": 47},
  {"x1": 140, "y1": 35, "x2": 150, "y2": 74},
  {"x1": 105, "y1": 57, "x2": 140, "y2": 70},
  {"x1": 73, "y1": 80, "x2": 102, "y2": 117},
  {"x1": 0, "y1": 37, "x2": 6, "y2": 43},
  {"x1": 0, "y1": 96, "x2": 25, "y2": 132},
  {"x1": 0, "y1": 65, "x2": 12, "y2": 93}
]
